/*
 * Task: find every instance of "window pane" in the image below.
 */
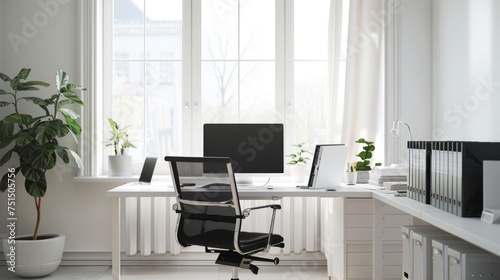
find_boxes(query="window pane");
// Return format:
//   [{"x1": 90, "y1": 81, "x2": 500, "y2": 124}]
[
  {"x1": 293, "y1": 61, "x2": 329, "y2": 144},
  {"x1": 114, "y1": 0, "x2": 144, "y2": 59},
  {"x1": 294, "y1": 0, "x2": 330, "y2": 60},
  {"x1": 145, "y1": 0, "x2": 182, "y2": 60},
  {"x1": 240, "y1": 62, "x2": 275, "y2": 122},
  {"x1": 145, "y1": 61, "x2": 183, "y2": 157},
  {"x1": 112, "y1": 61, "x2": 145, "y2": 160},
  {"x1": 240, "y1": 0, "x2": 275, "y2": 60},
  {"x1": 202, "y1": 0, "x2": 238, "y2": 60},
  {"x1": 201, "y1": 61, "x2": 239, "y2": 122}
]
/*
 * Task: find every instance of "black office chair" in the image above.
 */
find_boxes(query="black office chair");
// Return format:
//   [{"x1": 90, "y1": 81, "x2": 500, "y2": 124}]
[{"x1": 165, "y1": 156, "x2": 285, "y2": 280}]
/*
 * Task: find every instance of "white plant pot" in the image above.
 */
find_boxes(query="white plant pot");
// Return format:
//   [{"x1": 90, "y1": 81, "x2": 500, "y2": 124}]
[
  {"x1": 290, "y1": 164, "x2": 308, "y2": 184},
  {"x1": 2, "y1": 234, "x2": 65, "y2": 278},
  {"x1": 109, "y1": 155, "x2": 132, "y2": 176}
]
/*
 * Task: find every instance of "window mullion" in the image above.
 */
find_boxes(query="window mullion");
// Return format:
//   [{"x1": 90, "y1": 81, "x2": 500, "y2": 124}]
[{"x1": 189, "y1": 0, "x2": 202, "y2": 156}]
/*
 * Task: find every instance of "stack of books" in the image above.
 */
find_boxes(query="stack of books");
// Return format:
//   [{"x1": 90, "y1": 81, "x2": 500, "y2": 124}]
[{"x1": 368, "y1": 166, "x2": 408, "y2": 190}]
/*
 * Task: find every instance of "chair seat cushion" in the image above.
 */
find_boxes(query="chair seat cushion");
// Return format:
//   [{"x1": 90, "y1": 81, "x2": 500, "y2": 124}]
[{"x1": 180, "y1": 229, "x2": 284, "y2": 254}]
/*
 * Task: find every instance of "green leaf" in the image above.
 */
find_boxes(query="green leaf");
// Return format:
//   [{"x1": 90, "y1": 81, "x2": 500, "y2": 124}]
[
  {"x1": 0, "y1": 101, "x2": 11, "y2": 107},
  {"x1": 0, "y1": 72, "x2": 13, "y2": 82},
  {"x1": 60, "y1": 83, "x2": 87, "y2": 93},
  {"x1": 10, "y1": 68, "x2": 31, "y2": 90},
  {"x1": 4, "y1": 113, "x2": 33, "y2": 126},
  {"x1": 15, "y1": 131, "x2": 34, "y2": 146},
  {"x1": 31, "y1": 143, "x2": 56, "y2": 170},
  {"x1": 25, "y1": 176, "x2": 47, "y2": 197},
  {"x1": 0, "y1": 169, "x2": 20, "y2": 192},
  {"x1": 35, "y1": 119, "x2": 69, "y2": 144},
  {"x1": 0, "y1": 150, "x2": 13, "y2": 166},
  {"x1": 0, "y1": 121, "x2": 14, "y2": 141},
  {"x1": 0, "y1": 135, "x2": 17, "y2": 149},
  {"x1": 55, "y1": 145, "x2": 70, "y2": 164},
  {"x1": 18, "y1": 80, "x2": 50, "y2": 88},
  {"x1": 69, "y1": 149, "x2": 84, "y2": 170},
  {"x1": 55, "y1": 69, "x2": 69, "y2": 92},
  {"x1": 61, "y1": 111, "x2": 82, "y2": 135},
  {"x1": 60, "y1": 92, "x2": 84, "y2": 106}
]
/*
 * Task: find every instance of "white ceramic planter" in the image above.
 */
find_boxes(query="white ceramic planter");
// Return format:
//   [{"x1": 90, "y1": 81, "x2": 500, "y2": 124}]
[
  {"x1": 108, "y1": 155, "x2": 132, "y2": 176},
  {"x1": 2, "y1": 234, "x2": 65, "y2": 278},
  {"x1": 290, "y1": 164, "x2": 308, "y2": 184}
]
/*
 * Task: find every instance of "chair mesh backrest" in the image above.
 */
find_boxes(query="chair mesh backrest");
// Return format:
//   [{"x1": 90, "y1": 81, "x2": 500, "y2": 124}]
[{"x1": 166, "y1": 157, "x2": 242, "y2": 248}]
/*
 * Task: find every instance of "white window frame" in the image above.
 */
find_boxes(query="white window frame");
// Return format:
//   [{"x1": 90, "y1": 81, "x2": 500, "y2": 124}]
[{"x1": 78, "y1": 0, "x2": 338, "y2": 177}]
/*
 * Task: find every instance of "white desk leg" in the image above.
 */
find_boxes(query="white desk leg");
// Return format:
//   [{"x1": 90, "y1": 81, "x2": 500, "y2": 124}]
[{"x1": 112, "y1": 197, "x2": 121, "y2": 280}]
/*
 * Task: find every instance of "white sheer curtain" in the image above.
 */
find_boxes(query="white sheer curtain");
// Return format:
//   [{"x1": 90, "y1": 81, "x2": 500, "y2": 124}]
[{"x1": 328, "y1": 0, "x2": 385, "y2": 163}]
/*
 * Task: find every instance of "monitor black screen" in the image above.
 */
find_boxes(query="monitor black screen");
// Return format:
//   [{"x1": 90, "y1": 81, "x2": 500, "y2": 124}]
[{"x1": 203, "y1": 123, "x2": 284, "y2": 174}]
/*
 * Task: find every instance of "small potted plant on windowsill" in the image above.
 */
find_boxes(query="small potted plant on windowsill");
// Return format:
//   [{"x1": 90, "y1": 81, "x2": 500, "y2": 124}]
[
  {"x1": 106, "y1": 118, "x2": 136, "y2": 176},
  {"x1": 286, "y1": 142, "x2": 312, "y2": 184},
  {"x1": 355, "y1": 138, "x2": 382, "y2": 183}
]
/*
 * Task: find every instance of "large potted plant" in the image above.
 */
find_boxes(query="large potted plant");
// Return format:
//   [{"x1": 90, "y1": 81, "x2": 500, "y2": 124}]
[
  {"x1": 106, "y1": 118, "x2": 136, "y2": 176},
  {"x1": 0, "y1": 68, "x2": 86, "y2": 277},
  {"x1": 286, "y1": 142, "x2": 312, "y2": 184},
  {"x1": 355, "y1": 138, "x2": 381, "y2": 183}
]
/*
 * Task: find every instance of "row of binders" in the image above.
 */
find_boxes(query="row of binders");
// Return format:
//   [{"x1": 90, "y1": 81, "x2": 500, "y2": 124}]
[{"x1": 407, "y1": 141, "x2": 500, "y2": 217}]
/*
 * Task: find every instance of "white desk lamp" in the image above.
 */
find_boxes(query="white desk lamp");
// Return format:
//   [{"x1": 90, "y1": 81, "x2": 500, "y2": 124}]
[
  {"x1": 391, "y1": 119, "x2": 413, "y2": 167},
  {"x1": 391, "y1": 119, "x2": 413, "y2": 140}
]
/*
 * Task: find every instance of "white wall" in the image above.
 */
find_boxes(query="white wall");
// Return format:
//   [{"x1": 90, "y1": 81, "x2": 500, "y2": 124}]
[
  {"x1": 0, "y1": 0, "x2": 118, "y2": 254},
  {"x1": 432, "y1": 0, "x2": 500, "y2": 140}
]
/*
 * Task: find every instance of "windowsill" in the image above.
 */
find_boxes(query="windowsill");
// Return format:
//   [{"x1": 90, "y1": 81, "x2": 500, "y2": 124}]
[
  {"x1": 74, "y1": 175, "x2": 173, "y2": 183},
  {"x1": 74, "y1": 174, "x2": 293, "y2": 184}
]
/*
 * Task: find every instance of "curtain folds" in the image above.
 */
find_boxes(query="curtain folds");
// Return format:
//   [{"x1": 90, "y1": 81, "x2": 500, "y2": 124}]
[{"x1": 328, "y1": 0, "x2": 385, "y2": 164}]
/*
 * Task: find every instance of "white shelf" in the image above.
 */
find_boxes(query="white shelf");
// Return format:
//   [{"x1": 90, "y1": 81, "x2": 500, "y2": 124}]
[{"x1": 372, "y1": 191, "x2": 500, "y2": 257}]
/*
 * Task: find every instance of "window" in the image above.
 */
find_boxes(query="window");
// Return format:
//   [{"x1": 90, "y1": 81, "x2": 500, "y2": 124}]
[{"x1": 101, "y1": 0, "x2": 345, "y2": 175}]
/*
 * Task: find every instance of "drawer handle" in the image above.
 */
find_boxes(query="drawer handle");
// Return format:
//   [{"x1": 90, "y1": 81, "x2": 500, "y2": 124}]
[
  {"x1": 433, "y1": 248, "x2": 442, "y2": 255},
  {"x1": 415, "y1": 240, "x2": 422, "y2": 247},
  {"x1": 402, "y1": 233, "x2": 409, "y2": 239},
  {"x1": 451, "y1": 257, "x2": 460, "y2": 264}
]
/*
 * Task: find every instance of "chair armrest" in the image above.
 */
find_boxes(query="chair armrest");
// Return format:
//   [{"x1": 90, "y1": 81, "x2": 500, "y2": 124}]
[
  {"x1": 242, "y1": 204, "x2": 282, "y2": 253},
  {"x1": 242, "y1": 204, "x2": 281, "y2": 217}
]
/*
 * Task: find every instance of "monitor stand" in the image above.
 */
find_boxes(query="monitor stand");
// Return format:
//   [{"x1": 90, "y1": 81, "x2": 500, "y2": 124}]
[{"x1": 234, "y1": 175, "x2": 256, "y2": 187}]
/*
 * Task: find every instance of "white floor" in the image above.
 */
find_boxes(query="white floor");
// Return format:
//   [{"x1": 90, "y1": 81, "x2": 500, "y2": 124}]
[{"x1": 0, "y1": 265, "x2": 328, "y2": 279}]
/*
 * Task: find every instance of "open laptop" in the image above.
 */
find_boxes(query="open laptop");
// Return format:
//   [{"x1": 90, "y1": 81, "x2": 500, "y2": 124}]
[
  {"x1": 305, "y1": 144, "x2": 348, "y2": 190},
  {"x1": 137, "y1": 157, "x2": 158, "y2": 184}
]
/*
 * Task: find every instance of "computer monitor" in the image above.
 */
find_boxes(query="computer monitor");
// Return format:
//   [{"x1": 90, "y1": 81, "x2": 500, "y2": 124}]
[{"x1": 203, "y1": 123, "x2": 284, "y2": 179}]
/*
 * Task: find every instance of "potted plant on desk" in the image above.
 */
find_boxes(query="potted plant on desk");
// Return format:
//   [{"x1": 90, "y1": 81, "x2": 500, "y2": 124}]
[
  {"x1": 0, "y1": 68, "x2": 86, "y2": 277},
  {"x1": 355, "y1": 138, "x2": 381, "y2": 183},
  {"x1": 106, "y1": 118, "x2": 136, "y2": 176},
  {"x1": 286, "y1": 142, "x2": 312, "y2": 184}
]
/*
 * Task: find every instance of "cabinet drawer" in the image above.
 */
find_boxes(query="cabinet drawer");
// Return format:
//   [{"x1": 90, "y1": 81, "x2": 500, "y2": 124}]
[
  {"x1": 346, "y1": 199, "x2": 372, "y2": 214},
  {"x1": 381, "y1": 252, "x2": 402, "y2": 266},
  {"x1": 379, "y1": 202, "x2": 405, "y2": 214},
  {"x1": 382, "y1": 243, "x2": 402, "y2": 253},
  {"x1": 347, "y1": 244, "x2": 373, "y2": 253},
  {"x1": 381, "y1": 227, "x2": 402, "y2": 241},
  {"x1": 382, "y1": 265, "x2": 403, "y2": 278},
  {"x1": 347, "y1": 266, "x2": 372, "y2": 278},
  {"x1": 347, "y1": 253, "x2": 372, "y2": 266},
  {"x1": 346, "y1": 214, "x2": 373, "y2": 228},
  {"x1": 346, "y1": 228, "x2": 373, "y2": 242},
  {"x1": 379, "y1": 214, "x2": 411, "y2": 228}
]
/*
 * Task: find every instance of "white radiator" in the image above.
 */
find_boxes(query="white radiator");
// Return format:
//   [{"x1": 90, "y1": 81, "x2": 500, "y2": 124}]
[{"x1": 124, "y1": 197, "x2": 329, "y2": 256}]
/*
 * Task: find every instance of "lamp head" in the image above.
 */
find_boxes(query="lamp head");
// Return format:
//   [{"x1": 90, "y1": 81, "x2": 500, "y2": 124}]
[{"x1": 391, "y1": 120, "x2": 401, "y2": 137}]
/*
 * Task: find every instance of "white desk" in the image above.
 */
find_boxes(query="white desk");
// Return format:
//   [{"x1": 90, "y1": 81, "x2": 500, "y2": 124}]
[
  {"x1": 106, "y1": 183, "x2": 372, "y2": 279},
  {"x1": 107, "y1": 183, "x2": 500, "y2": 280}
]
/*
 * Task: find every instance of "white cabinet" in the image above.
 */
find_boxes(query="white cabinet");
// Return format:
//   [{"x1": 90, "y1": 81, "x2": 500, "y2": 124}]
[{"x1": 327, "y1": 198, "x2": 410, "y2": 280}]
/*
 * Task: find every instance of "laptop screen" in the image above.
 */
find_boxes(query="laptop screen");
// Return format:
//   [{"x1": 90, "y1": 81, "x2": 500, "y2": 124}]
[{"x1": 138, "y1": 157, "x2": 157, "y2": 183}]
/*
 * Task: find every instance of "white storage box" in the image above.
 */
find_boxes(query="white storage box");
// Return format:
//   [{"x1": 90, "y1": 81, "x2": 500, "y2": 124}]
[
  {"x1": 431, "y1": 237, "x2": 467, "y2": 280},
  {"x1": 448, "y1": 244, "x2": 500, "y2": 280},
  {"x1": 401, "y1": 225, "x2": 439, "y2": 279},
  {"x1": 411, "y1": 229, "x2": 450, "y2": 280}
]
